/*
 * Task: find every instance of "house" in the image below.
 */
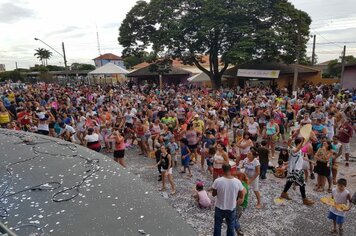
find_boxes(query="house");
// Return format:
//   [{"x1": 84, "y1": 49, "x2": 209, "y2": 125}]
[
  {"x1": 343, "y1": 63, "x2": 356, "y2": 89},
  {"x1": 93, "y1": 53, "x2": 125, "y2": 69},
  {"x1": 314, "y1": 60, "x2": 332, "y2": 76}
]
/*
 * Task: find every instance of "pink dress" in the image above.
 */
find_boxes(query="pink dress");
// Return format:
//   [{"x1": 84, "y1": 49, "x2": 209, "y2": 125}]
[{"x1": 198, "y1": 190, "x2": 212, "y2": 208}]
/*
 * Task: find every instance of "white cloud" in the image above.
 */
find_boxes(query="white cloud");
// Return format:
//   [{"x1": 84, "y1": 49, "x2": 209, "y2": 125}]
[{"x1": 1, "y1": 0, "x2": 355, "y2": 69}]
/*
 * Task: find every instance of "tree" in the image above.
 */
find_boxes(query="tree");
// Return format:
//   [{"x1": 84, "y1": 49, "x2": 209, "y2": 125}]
[
  {"x1": 70, "y1": 63, "x2": 96, "y2": 71},
  {"x1": 34, "y1": 48, "x2": 52, "y2": 66},
  {"x1": 118, "y1": 0, "x2": 311, "y2": 88},
  {"x1": 327, "y1": 55, "x2": 356, "y2": 78},
  {"x1": 0, "y1": 70, "x2": 24, "y2": 82}
]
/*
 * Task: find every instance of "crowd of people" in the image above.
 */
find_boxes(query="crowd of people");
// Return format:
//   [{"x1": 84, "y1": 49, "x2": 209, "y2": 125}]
[{"x1": 0, "y1": 80, "x2": 355, "y2": 235}]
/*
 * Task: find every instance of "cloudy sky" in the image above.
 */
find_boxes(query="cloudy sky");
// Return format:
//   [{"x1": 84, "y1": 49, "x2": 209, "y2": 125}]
[{"x1": 1, "y1": 0, "x2": 356, "y2": 70}]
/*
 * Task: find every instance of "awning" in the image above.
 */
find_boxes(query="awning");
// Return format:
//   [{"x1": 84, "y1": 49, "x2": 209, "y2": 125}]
[{"x1": 89, "y1": 63, "x2": 129, "y2": 75}]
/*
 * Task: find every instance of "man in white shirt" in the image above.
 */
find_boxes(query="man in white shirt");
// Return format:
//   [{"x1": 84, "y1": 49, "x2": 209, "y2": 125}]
[{"x1": 212, "y1": 164, "x2": 244, "y2": 236}]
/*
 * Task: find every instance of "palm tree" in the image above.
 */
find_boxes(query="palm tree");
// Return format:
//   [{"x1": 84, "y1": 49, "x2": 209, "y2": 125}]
[
  {"x1": 34, "y1": 48, "x2": 52, "y2": 66},
  {"x1": 42, "y1": 49, "x2": 52, "y2": 66},
  {"x1": 34, "y1": 48, "x2": 45, "y2": 65}
]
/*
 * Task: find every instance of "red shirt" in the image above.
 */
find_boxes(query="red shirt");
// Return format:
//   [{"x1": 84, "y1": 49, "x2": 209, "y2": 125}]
[
  {"x1": 338, "y1": 123, "x2": 353, "y2": 143},
  {"x1": 17, "y1": 111, "x2": 31, "y2": 125}
]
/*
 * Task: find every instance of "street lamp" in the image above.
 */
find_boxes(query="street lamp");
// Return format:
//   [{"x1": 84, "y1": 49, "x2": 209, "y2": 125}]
[{"x1": 34, "y1": 37, "x2": 68, "y2": 83}]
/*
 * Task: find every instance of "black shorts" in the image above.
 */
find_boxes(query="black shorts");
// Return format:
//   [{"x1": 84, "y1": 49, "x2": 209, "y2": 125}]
[
  {"x1": 278, "y1": 124, "x2": 285, "y2": 135},
  {"x1": 114, "y1": 150, "x2": 125, "y2": 158},
  {"x1": 125, "y1": 123, "x2": 133, "y2": 128},
  {"x1": 37, "y1": 130, "x2": 49, "y2": 135},
  {"x1": 188, "y1": 144, "x2": 198, "y2": 151}
]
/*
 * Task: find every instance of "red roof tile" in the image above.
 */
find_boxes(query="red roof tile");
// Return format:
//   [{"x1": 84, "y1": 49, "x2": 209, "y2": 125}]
[{"x1": 93, "y1": 53, "x2": 122, "y2": 60}]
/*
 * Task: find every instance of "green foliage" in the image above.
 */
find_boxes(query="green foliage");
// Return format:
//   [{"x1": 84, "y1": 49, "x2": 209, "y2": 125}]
[
  {"x1": 46, "y1": 65, "x2": 65, "y2": 71},
  {"x1": 123, "y1": 56, "x2": 143, "y2": 69},
  {"x1": 0, "y1": 70, "x2": 25, "y2": 82},
  {"x1": 70, "y1": 63, "x2": 95, "y2": 71},
  {"x1": 328, "y1": 59, "x2": 341, "y2": 78},
  {"x1": 30, "y1": 65, "x2": 49, "y2": 72},
  {"x1": 34, "y1": 48, "x2": 53, "y2": 66},
  {"x1": 327, "y1": 55, "x2": 356, "y2": 78},
  {"x1": 343, "y1": 55, "x2": 356, "y2": 64},
  {"x1": 118, "y1": 0, "x2": 311, "y2": 88}
]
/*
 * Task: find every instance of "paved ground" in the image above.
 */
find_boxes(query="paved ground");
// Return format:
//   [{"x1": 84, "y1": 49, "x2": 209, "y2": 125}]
[{"x1": 108, "y1": 136, "x2": 356, "y2": 236}]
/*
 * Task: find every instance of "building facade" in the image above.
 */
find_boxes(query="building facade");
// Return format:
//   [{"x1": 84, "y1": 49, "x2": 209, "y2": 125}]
[
  {"x1": 343, "y1": 64, "x2": 356, "y2": 89},
  {"x1": 93, "y1": 53, "x2": 125, "y2": 69}
]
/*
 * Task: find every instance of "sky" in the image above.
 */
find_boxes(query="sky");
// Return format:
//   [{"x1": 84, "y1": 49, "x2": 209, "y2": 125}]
[{"x1": 1, "y1": 0, "x2": 356, "y2": 70}]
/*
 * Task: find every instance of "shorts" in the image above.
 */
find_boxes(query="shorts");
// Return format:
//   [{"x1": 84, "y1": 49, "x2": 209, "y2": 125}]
[
  {"x1": 162, "y1": 168, "x2": 173, "y2": 175},
  {"x1": 266, "y1": 135, "x2": 276, "y2": 144},
  {"x1": 188, "y1": 144, "x2": 198, "y2": 151},
  {"x1": 37, "y1": 130, "x2": 49, "y2": 135},
  {"x1": 182, "y1": 156, "x2": 191, "y2": 167},
  {"x1": 114, "y1": 150, "x2": 125, "y2": 158},
  {"x1": 302, "y1": 160, "x2": 310, "y2": 170},
  {"x1": 249, "y1": 133, "x2": 258, "y2": 142},
  {"x1": 328, "y1": 211, "x2": 345, "y2": 225},
  {"x1": 278, "y1": 124, "x2": 285, "y2": 135},
  {"x1": 125, "y1": 123, "x2": 133, "y2": 128},
  {"x1": 341, "y1": 142, "x2": 350, "y2": 154},
  {"x1": 213, "y1": 168, "x2": 224, "y2": 177},
  {"x1": 206, "y1": 158, "x2": 213, "y2": 167},
  {"x1": 249, "y1": 178, "x2": 259, "y2": 191}
]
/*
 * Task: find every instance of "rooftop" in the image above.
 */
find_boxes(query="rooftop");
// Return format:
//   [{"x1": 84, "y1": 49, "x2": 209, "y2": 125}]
[{"x1": 93, "y1": 53, "x2": 122, "y2": 60}]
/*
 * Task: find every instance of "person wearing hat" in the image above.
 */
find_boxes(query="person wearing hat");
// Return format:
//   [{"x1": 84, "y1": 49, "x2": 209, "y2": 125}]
[{"x1": 192, "y1": 113, "x2": 204, "y2": 135}]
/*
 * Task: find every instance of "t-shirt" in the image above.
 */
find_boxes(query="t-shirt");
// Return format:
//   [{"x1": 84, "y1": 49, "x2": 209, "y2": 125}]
[
  {"x1": 212, "y1": 177, "x2": 243, "y2": 211},
  {"x1": 193, "y1": 119, "x2": 204, "y2": 133},
  {"x1": 185, "y1": 130, "x2": 198, "y2": 145},
  {"x1": 338, "y1": 124, "x2": 353, "y2": 143},
  {"x1": 84, "y1": 133, "x2": 99, "y2": 142},
  {"x1": 330, "y1": 188, "x2": 350, "y2": 217},
  {"x1": 247, "y1": 122, "x2": 259, "y2": 135},
  {"x1": 124, "y1": 112, "x2": 135, "y2": 124},
  {"x1": 257, "y1": 147, "x2": 269, "y2": 165},
  {"x1": 243, "y1": 158, "x2": 260, "y2": 178},
  {"x1": 288, "y1": 149, "x2": 304, "y2": 171},
  {"x1": 198, "y1": 190, "x2": 212, "y2": 208}
]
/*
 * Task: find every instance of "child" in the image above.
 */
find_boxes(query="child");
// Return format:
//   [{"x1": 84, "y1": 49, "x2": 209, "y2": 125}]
[
  {"x1": 257, "y1": 140, "x2": 270, "y2": 179},
  {"x1": 193, "y1": 181, "x2": 212, "y2": 208},
  {"x1": 206, "y1": 147, "x2": 215, "y2": 175},
  {"x1": 274, "y1": 160, "x2": 287, "y2": 178},
  {"x1": 328, "y1": 178, "x2": 352, "y2": 234},
  {"x1": 180, "y1": 139, "x2": 192, "y2": 177},
  {"x1": 167, "y1": 138, "x2": 179, "y2": 167}
]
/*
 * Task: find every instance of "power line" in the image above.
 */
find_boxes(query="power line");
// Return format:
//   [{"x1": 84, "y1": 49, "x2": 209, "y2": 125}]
[{"x1": 311, "y1": 28, "x2": 344, "y2": 49}]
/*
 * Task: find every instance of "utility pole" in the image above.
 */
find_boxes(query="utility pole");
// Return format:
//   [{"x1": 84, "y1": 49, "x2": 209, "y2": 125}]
[
  {"x1": 340, "y1": 45, "x2": 346, "y2": 88},
  {"x1": 311, "y1": 35, "x2": 316, "y2": 66},
  {"x1": 15, "y1": 62, "x2": 18, "y2": 70},
  {"x1": 293, "y1": 14, "x2": 301, "y2": 92},
  {"x1": 62, "y1": 42, "x2": 69, "y2": 84}
]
